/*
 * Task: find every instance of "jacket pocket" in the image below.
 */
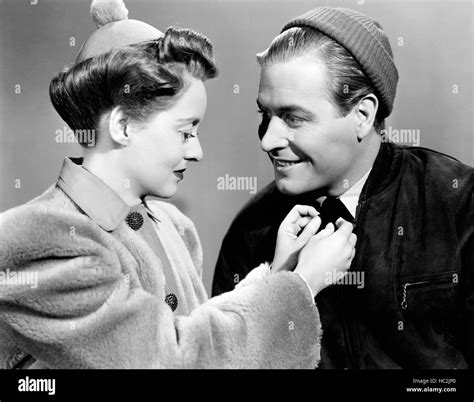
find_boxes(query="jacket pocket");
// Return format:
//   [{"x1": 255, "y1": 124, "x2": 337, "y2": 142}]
[{"x1": 398, "y1": 272, "x2": 457, "y2": 311}]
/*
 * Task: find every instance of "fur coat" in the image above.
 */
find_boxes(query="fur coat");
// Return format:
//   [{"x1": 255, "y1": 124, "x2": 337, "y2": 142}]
[{"x1": 0, "y1": 171, "x2": 321, "y2": 369}]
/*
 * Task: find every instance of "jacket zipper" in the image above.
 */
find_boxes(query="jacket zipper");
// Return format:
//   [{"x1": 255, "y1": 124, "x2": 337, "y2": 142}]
[
  {"x1": 400, "y1": 277, "x2": 453, "y2": 310},
  {"x1": 340, "y1": 199, "x2": 367, "y2": 368},
  {"x1": 337, "y1": 285, "x2": 358, "y2": 368}
]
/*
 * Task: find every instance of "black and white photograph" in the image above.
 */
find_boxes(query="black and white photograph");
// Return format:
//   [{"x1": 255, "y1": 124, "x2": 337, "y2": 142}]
[{"x1": 0, "y1": 0, "x2": 472, "y2": 399}]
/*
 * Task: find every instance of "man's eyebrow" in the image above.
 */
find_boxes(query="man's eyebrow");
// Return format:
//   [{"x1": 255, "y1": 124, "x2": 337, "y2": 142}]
[{"x1": 256, "y1": 99, "x2": 316, "y2": 119}]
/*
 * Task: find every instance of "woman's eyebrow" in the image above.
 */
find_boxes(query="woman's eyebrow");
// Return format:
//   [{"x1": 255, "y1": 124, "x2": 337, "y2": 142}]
[{"x1": 176, "y1": 117, "x2": 200, "y2": 125}]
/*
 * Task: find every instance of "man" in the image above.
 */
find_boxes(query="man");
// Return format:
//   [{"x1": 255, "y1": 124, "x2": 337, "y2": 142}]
[{"x1": 213, "y1": 7, "x2": 473, "y2": 369}]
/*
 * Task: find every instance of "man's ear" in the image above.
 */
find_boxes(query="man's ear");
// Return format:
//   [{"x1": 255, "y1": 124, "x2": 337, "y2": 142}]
[
  {"x1": 108, "y1": 106, "x2": 129, "y2": 146},
  {"x1": 355, "y1": 94, "x2": 378, "y2": 141}
]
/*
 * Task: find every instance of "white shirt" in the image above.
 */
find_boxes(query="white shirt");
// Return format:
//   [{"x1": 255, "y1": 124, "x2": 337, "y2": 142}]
[{"x1": 317, "y1": 169, "x2": 372, "y2": 219}]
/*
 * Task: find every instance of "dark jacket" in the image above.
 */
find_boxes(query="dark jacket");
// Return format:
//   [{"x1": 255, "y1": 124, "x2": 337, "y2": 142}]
[{"x1": 213, "y1": 142, "x2": 474, "y2": 369}]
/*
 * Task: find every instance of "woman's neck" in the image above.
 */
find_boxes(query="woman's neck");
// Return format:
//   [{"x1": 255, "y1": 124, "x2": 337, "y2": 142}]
[{"x1": 82, "y1": 151, "x2": 141, "y2": 206}]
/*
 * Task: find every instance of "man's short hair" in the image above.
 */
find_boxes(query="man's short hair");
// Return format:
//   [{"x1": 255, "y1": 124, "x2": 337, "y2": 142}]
[{"x1": 257, "y1": 26, "x2": 386, "y2": 133}]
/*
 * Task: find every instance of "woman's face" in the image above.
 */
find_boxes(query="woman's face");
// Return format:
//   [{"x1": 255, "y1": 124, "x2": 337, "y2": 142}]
[{"x1": 124, "y1": 78, "x2": 207, "y2": 199}]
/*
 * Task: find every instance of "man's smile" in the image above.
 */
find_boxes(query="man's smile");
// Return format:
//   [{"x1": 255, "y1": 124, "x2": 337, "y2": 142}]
[{"x1": 271, "y1": 156, "x2": 305, "y2": 171}]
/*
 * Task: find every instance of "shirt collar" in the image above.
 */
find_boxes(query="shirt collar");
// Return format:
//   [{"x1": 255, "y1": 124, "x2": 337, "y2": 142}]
[
  {"x1": 339, "y1": 169, "x2": 372, "y2": 217},
  {"x1": 57, "y1": 157, "x2": 135, "y2": 231},
  {"x1": 316, "y1": 168, "x2": 372, "y2": 218}
]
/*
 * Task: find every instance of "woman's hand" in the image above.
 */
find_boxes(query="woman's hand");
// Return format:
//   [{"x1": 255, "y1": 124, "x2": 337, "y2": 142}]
[
  {"x1": 272, "y1": 205, "x2": 322, "y2": 273},
  {"x1": 294, "y1": 219, "x2": 357, "y2": 296}
]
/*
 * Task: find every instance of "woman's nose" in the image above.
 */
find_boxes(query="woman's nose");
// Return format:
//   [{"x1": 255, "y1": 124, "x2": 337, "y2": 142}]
[{"x1": 184, "y1": 136, "x2": 203, "y2": 162}]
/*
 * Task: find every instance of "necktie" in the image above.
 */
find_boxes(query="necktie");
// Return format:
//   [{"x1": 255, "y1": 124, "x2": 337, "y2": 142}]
[{"x1": 318, "y1": 197, "x2": 355, "y2": 229}]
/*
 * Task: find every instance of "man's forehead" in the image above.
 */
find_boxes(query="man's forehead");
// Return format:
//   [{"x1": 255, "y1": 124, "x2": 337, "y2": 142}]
[
  {"x1": 258, "y1": 57, "x2": 327, "y2": 94},
  {"x1": 258, "y1": 61, "x2": 328, "y2": 109}
]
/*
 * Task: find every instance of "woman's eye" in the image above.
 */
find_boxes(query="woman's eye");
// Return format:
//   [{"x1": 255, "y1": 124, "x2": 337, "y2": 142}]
[{"x1": 179, "y1": 131, "x2": 198, "y2": 143}]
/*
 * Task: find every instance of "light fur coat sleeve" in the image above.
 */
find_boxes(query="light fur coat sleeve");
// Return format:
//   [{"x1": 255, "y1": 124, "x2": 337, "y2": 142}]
[{"x1": 0, "y1": 202, "x2": 322, "y2": 369}]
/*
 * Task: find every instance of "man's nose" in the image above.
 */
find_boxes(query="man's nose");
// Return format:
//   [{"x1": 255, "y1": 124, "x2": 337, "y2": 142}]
[
  {"x1": 260, "y1": 117, "x2": 290, "y2": 153},
  {"x1": 184, "y1": 137, "x2": 203, "y2": 162}
]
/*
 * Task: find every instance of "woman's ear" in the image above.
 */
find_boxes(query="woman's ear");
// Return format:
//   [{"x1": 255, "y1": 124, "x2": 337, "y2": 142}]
[
  {"x1": 108, "y1": 106, "x2": 130, "y2": 146},
  {"x1": 355, "y1": 94, "x2": 378, "y2": 142}
]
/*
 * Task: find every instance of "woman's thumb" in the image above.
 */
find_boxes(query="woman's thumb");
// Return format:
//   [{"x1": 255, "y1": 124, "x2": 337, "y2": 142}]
[
  {"x1": 313, "y1": 222, "x2": 335, "y2": 241},
  {"x1": 297, "y1": 216, "x2": 321, "y2": 245}
]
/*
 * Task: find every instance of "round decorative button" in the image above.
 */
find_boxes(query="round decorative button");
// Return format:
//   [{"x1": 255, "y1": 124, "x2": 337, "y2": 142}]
[
  {"x1": 125, "y1": 212, "x2": 143, "y2": 230},
  {"x1": 165, "y1": 293, "x2": 178, "y2": 312}
]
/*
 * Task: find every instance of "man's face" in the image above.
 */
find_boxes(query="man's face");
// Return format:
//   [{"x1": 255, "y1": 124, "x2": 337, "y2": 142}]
[{"x1": 257, "y1": 55, "x2": 361, "y2": 196}]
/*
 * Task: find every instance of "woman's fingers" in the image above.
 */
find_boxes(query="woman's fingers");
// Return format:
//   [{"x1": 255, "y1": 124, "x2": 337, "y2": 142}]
[
  {"x1": 280, "y1": 205, "x2": 319, "y2": 238},
  {"x1": 334, "y1": 219, "x2": 354, "y2": 239},
  {"x1": 281, "y1": 205, "x2": 319, "y2": 227},
  {"x1": 349, "y1": 233, "x2": 357, "y2": 247},
  {"x1": 296, "y1": 216, "x2": 312, "y2": 229},
  {"x1": 296, "y1": 216, "x2": 322, "y2": 244},
  {"x1": 312, "y1": 222, "x2": 335, "y2": 241}
]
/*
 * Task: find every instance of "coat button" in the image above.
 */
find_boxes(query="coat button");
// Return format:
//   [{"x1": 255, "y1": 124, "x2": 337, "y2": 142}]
[
  {"x1": 165, "y1": 293, "x2": 178, "y2": 312},
  {"x1": 125, "y1": 211, "x2": 143, "y2": 230}
]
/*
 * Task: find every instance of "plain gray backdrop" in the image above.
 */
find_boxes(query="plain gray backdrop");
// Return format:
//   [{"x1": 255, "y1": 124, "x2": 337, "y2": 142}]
[{"x1": 0, "y1": 0, "x2": 472, "y2": 294}]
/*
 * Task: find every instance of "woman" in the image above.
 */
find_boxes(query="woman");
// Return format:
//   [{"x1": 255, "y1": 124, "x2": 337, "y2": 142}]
[{"x1": 0, "y1": 0, "x2": 356, "y2": 368}]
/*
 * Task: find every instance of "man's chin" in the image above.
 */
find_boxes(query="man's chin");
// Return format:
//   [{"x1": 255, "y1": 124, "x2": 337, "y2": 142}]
[{"x1": 275, "y1": 178, "x2": 313, "y2": 196}]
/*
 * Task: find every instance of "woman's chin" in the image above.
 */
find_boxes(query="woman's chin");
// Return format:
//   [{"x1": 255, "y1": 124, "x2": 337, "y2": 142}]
[{"x1": 148, "y1": 183, "x2": 178, "y2": 199}]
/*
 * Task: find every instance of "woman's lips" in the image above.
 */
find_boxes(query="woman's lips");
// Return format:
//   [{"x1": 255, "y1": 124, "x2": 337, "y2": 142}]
[{"x1": 173, "y1": 169, "x2": 186, "y2": 180}]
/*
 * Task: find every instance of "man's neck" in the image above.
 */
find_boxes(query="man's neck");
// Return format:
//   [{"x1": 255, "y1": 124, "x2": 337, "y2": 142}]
[{"x1": 329, "y1": 137, "x2": 381, "y2": 198}]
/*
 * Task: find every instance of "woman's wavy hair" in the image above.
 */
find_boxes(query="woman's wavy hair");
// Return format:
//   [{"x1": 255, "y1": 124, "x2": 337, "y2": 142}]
[{"x1": 50, "y1": 27, "x2": 218, "y2": 146}]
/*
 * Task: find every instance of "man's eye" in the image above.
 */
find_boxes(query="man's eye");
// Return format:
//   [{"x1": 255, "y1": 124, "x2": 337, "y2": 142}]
[
  {"x1": 257, "y1": 109, "x2": 270, "y2": 118},
  {"x1": 283, "y1": 113, "x2": 304, "y2": 126}
]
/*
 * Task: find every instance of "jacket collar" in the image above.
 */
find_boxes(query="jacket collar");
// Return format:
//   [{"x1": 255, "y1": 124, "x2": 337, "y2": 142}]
[
  {"x1": 358, "y1": 141, "x2": 404, "y2": 204},
  {"x1": 293, "y1": 141, "x2": 404, "y2": 208},
  {"x1": 57, "y1": 157, "x2": 160, "y2": 231}
]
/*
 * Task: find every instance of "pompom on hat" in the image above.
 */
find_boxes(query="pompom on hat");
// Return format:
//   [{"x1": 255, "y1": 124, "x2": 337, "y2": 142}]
[{"x1": 75, "y1": 0, "x2": 164, "y2": 63}]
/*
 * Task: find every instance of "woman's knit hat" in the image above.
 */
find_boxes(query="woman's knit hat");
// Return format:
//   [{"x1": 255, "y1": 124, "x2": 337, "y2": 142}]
[
  {"x1": 281, "y1": 7, "x2": 398, "y2": 118},
  {"x1": 76, "y1": 0, "x2": 163, "y2": 63}
]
